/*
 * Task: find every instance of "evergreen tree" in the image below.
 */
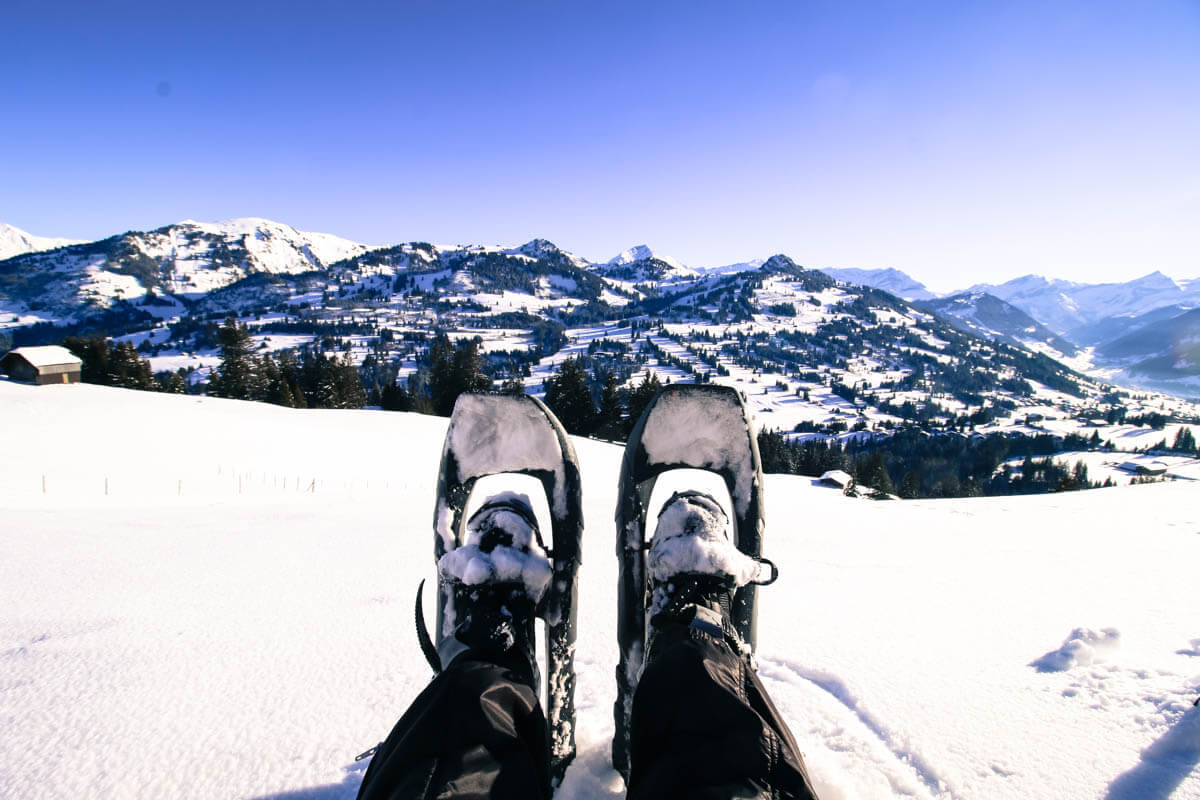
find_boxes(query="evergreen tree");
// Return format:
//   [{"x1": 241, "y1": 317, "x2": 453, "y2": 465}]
[
  {"x1": 594, "y1": 370, "x2": 623, "y2": 439},
  {"x1": 427, "y1": 334, "x2": 490, "y2": 416},
  {"x1": 499, "y1": 377, "x2": 526, "y2": 397},
  {"x1": 212, "y1": 317, "x2": 261, "y2": 400},
  {"x1": 544, "y1": 357, "x2": 596, "y2": 435},
  {"x1": 625, "y1": 371, "x2": 662, "y2": 434},
  {"x1": 381, "y1": 382, "x2": 413, "y2": 411}
]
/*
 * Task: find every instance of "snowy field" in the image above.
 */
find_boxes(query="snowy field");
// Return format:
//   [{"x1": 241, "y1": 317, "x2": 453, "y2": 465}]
[{"x1": 1, "y1": 380, "x2": 1198, "y2": 800}]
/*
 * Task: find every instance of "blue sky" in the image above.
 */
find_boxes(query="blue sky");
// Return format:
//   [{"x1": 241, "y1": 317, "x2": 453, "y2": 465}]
[{"x1": 4, "y1": 0, "x2": 1199, "y2": 290}]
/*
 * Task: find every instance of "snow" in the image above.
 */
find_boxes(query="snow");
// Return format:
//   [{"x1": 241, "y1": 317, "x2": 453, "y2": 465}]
[
  {"x1": 2, "y1": 379, "x2": 1199, "y2": 800},
  {"x1": 639, "y1": 388, "x2": 756, "y2": 517},
  {"x1": 438, "y1": 493, "x2": 553, "y2": 602},
  {"x1": 0, "y1": 222, "x2": 83, "y2": 260},
  {"x1": 647, "y1": 492, "x2": 763, "y2": 588}
]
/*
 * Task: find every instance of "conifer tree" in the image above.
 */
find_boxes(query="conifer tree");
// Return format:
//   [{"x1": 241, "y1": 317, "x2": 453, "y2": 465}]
[
  {"x1": 212, "y1": 317, "x2": 261, "y2": 400},
  {"x1": 544, "y1": 357, "x2": 596, "y2": 435},
  {"x1": 625, "y1": 371, "x2": 662, "y2": 434},
  {"x1": 594, "y1": 370, "x2": 623, "y2": 439}
]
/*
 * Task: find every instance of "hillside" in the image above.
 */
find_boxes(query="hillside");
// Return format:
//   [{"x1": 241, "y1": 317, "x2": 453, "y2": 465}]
[
  {"x1": 2, "y1": 380, "x2": 1197, "y2": 799},
  {"x1": 5, "y1": 219, "x2": 1200, "y2": 430}
]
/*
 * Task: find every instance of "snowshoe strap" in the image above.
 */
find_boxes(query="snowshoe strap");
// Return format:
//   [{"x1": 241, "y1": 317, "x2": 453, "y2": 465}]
[
  {"x1": 414, "y1": 579, "x2": 442, "y2": 674},
  {"x1": 751, "y1": 557, "x2": 779, "y2": 585},
  {"x1": 467, "y1": 497, "x2": 550, "y2": 555}
]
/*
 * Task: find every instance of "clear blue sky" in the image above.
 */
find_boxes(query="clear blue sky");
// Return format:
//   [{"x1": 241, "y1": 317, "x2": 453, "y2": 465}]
[{"x1": 4, "y1": 0, "x2": 1199, "y2": 290}]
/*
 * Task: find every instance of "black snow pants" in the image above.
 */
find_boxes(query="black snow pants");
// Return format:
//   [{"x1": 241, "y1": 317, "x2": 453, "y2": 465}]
[{"x1": 355, "y1": 622, "x2": 820, "y2": 800}]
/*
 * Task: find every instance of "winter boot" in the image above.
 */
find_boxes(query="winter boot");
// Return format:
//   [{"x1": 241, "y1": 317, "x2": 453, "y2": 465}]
[
  {"x1": 421, "y1": 493, "x2": 551, "y2": 682},
  {"x1": 646, "y1": 490, "x2": 765, "y2": 661}
]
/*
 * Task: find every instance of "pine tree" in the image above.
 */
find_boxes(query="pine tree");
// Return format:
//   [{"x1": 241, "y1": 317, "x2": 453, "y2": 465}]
[
  {"x1": 212, "y1": 317, "x2": 261, "y2": 400},
  {"x1": 427, "y1": 334, "x2": 490, "y2": 416},
  {"x1": 594, "y1": 370, "x2": 623, "y2": 440},
  {"x1": 625, "y1": 371, "x2": 662, "y2": 435},
  {"x1": 544, "y1": 357, "x2": 596, "y2": 436}
]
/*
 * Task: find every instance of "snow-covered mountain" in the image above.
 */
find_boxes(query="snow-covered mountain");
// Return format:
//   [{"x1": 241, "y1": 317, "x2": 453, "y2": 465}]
[
  {"x1": 0, "y1": 222, "x2": 84, "y2": 260},
  {"x1": 606, "y1": 244, "x2": 686, "y2": 272},
  {"x1": 917, "y1": 292, "x2": 1078, "y2": 358},
  {"x1": 1091, "y1": 307, "x2": 1200, "y2": 393},
  {"x1": 819, "y1": 266, "x2": 935, "y2": 301},
  {"x1": 966, "y1": 271, "x2": 1200, "y2": 338},
  {"x1": 0, "y1": 218, "x2": 374, "y2": 323},
  {"x1": 594, "y1": 245, "x2": 698, "y2": 284}
]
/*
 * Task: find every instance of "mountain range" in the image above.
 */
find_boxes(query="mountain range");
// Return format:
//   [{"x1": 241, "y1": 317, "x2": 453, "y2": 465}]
[{"x1": 1, "y1": 219, "x2": 1198, "y2": 400}]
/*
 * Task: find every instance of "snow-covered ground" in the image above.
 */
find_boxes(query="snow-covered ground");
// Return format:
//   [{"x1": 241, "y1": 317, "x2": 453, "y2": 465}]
[{"x1": 1, "y1": 380, "x2": 1197, "y2": 799}]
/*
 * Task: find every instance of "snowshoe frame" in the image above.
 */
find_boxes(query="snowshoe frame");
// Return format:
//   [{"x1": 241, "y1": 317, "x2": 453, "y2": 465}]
[
  {"x1": 611, "y1": 383, "x2": 765, "y2": 781},
  {"x1": 432, "y1": 392, "x2": 584, "y2": 784}
]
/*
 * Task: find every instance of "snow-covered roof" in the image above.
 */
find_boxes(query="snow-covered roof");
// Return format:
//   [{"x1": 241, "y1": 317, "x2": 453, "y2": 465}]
[
  {"x1": 818, "y1": 469, "x2": 853, "y2": 486},
  {"x1": 4, "y1": 345, "x2": 82, "y2": 368}
]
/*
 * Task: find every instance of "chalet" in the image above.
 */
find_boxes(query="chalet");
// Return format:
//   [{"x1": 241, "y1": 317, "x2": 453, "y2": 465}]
[
  {"x1": 818, "y1": 470, "x2": 853, "y2": 489},
  {"x1": 1118, "y1": 460, "x2": 1168, "y2": 476},
  {"x1": 1, "y1": 346, "x2": 83, "y2": 385}
]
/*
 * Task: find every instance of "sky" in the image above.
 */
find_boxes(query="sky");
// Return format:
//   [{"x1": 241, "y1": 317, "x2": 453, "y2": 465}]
[{"x1": 3, "y1": 0, "x2": 1199, "y2": 292}]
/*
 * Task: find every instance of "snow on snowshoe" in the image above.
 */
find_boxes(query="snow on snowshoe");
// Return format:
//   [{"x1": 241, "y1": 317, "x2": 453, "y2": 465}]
[
  {"x1": 611, "y1": 383, "x2": 775, "y2": 781},
  {"x1": 420, "y1": 392, "x2": 584, "y2": 785}
]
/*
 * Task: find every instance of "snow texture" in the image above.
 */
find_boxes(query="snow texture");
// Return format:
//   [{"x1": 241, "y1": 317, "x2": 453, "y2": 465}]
[
  {"x1": 638, "y1": 390, "x2": 755, "y2": 517},
  {"x1": 1030, "y1": 627, "x2": 1122, "y2": 672},
  {"x1": 437, "y1": 492, "x2": 553, "y2": 602},
  {"x1": 648, "y1": 493, "x2": 762, "y2": 586},
  {"x1": 2, "y1": 380, "x2": 1199, "y2": 800},
  {"x1": 442, "y1": 394, "x2": 568, "y2": 550}
]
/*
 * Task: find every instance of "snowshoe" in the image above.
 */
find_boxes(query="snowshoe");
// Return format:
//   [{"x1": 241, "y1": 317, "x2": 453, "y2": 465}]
[
  {"x1": 612, "y1": 384, "x2": 776, "y2": 781},
  {"x1": 417, "y1": 392, "x2": 584, "y2": 785}
]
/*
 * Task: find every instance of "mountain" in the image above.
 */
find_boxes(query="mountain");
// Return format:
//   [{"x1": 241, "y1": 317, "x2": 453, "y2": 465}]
[
  {"x1": 967, "y1": 271, "x2": 1200, "y2": 337},
  {"x1": 1068, "y1": 303, "x2": 1194, "y2": 348},
  {"x1": 917, "y1": 292, "x2": 1078, "y2": 358},
  {"x1": 606, "y1": 244, "x2": 686, "y2": 272},
  {"x1": 819, "y1": 266, "x2": 935, "y2": 301},
  {"x1": 8, "y1": 216, "x2": 1200, "y2": 419},
  {"x1": 0, "y1": 218, "x2": 372, "y2": 323},
  {"x1": 0, "y1": 223, "x2": 84, "y2": 260},
  {"x1": 1092, "y1": 307, "x2": 1200, "y2": 393}
]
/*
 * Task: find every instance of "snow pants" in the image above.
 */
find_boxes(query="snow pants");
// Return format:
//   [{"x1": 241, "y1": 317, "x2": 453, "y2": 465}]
[{"x1": 355, "y1": 623, "x2": 820, "y2": 800}]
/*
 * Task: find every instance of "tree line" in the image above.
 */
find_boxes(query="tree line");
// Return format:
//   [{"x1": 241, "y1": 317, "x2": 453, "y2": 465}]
[{"x1": 755, "y1": 428, "x2": 1120, "y2": 499}]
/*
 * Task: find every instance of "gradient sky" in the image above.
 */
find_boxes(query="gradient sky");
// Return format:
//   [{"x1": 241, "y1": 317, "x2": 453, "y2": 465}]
[{"x1": 4, "y1": 0, "x2": 1199, "y2": 291}]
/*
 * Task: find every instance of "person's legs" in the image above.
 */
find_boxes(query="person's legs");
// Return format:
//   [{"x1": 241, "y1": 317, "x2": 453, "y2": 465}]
[
  {"x1": 627, "y1": 616, "x2": 819, "y2": 800},
  {"x1": 357, "y1": 497, "x2": 553, "y2": 800},
  {"x1": 355, "y1": 647, "x2": 550, "y2": 800},
  {"x1": 626, "y1": 492, "x2": 821, "y2": 800}
]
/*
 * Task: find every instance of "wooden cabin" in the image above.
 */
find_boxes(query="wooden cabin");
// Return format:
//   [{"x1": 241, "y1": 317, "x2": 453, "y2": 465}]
[{"x1": 1, "y1": 346, "x2": 83, "y2": 385}]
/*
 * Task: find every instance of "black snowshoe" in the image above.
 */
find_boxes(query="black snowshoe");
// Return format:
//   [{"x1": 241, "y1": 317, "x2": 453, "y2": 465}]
[
  {"x1": 612, "y1": 383, "x2": 776, "y2": 781},
  {"x1": 416, "y1": 392, "x2": 584, "y2": 785}
]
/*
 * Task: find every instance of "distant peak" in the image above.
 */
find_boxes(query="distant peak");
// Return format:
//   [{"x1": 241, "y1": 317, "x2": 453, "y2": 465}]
[
  {"x1": 607, "y1": 244, "x2": 685, "y2": 270},
  {"x1": 761, "y1": 254, "x2": 800, "y2": 271},
  {"x1": 607, "y1": 244, "x2": 653, "y2": 265},
  {"x1": 511, "y1": 238, "x2": 561, "y2": 256}
]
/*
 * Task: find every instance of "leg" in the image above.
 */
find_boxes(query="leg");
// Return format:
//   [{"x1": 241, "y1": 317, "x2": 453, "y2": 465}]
[
  {"x1": 358, "y1": 499, "x2": 554, "y2": 800},
  {"x1": 628, "y1": 491, "x2": 821, "y2": 799},
  {"x1": 356, "y1": 648, "x2": 551, "y2": 800},
  {"x1": 627, "y1": 622, "x2": 820, "y2": 800}
]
